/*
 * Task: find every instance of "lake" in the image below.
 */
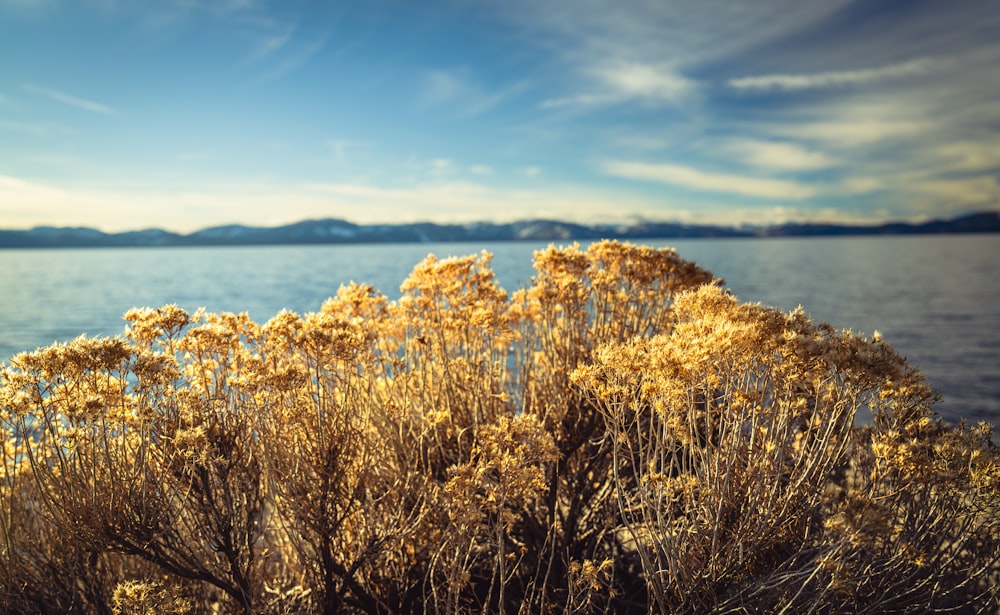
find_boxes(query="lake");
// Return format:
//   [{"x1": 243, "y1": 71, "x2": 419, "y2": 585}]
[{"x1": 1, "y1": 235, "x2": 998, "y2": 428}]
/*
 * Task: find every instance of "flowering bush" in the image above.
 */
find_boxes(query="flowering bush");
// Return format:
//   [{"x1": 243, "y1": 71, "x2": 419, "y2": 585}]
[{"x1": 1, "y1": 241, "x2": 997, "y2": 614}]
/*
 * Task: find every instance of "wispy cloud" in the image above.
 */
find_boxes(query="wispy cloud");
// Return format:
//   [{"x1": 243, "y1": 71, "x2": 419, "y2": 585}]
[
  {"x1": 422, "y1": 70, "x2": 468, "y2": 105},
  {"x1": 729, "y1": 57, "x2": 943, "y2": 91},
  {"x1": 246, "y1": 22, "x2": 296, "y2": 62},
  {"x1": 501, "y1": 0, "x2": 852, "y2": 70},
  {"x1": 0, "y1": 118, "x2": 71, "y2": 136},
  {"x1": 327, "y1": 139, "x2": 372, "y2": 166},
  {"x1": 304, "y1": 179, "x2": 679, "y2": 224},
  {"x1": 420, "y1": 68, "x2": 527, "y2": 116},
  {"x1": 602, "y1": 160, "x2": 816, "y2": 200},
  {"x1": 22, "y1": 84, "x2": 116, "y2": 114},
  {"x1": 543, "y1": 62, "x2": 693, "y2": 108},
  {"x1": 756, "y1": 98, "x2": 934, "y2": 149},
  {"x1": 614, "y1": 133, "x2": 671, "y2": 151},
  {"x1": 252, "y1": 33, "x2": 328, "y2": 82},
  {"x1": 909, "y1": 176, "x2": 1000, "y2": 213},
  {"x1": 595, "y1": 62, "x2": 693, "y2": 103},
  {"x1": 0, "y1": 171, "x2": 687, "y2": 232},
  {"x1": 430, "y1": 158, "x2": 452, "y2": 175},
  {"x1": 719, "y1": 138, "x2": 837, "y2": 171}
]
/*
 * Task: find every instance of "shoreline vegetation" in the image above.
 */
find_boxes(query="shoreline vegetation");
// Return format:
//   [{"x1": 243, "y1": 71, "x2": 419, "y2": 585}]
[
  {"x1": 2, "y1": 240, "x2": 997, "y2": 614},
  {"x1": 1, "y1": 210, "x2": 999, "y2": 249}
]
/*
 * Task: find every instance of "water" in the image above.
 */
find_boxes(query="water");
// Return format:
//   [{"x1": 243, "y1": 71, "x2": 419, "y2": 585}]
[{"x1": 1, "y1": 235, "x2": 998, "y2": 428}]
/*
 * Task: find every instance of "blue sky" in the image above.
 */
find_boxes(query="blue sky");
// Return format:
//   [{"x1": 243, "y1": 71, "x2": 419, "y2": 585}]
[{"x1": 1, "y1": 0, "x2": 998, "y2": 232}]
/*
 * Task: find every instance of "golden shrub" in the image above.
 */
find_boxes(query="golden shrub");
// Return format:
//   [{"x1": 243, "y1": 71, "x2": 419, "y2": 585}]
[{"x1": 1, "y1": 240, "x2": 996, "y2": 614}]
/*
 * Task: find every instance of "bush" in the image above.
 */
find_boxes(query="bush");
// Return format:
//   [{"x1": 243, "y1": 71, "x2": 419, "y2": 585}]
[{"x1": 1, "y1": 241, "x2": 997, "y2": 614}]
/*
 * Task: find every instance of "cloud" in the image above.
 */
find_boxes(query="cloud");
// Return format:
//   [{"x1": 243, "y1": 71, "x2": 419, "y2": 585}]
[
  {"x1": 420, "y1": 68, "x2": 527, "y2": 116},
  {"x1": 470, "y1": 164, "x2": 493, "y2": 175},
  {"x1": 729, "y1": 57, "x2": 943, "y2": 91},
  {"x1": 595, "y1": 62, "x2": 693, "y2": 102},
  {"x1": 0, "y1": 171, "x2": 684, "y2": 232},
  {"x1": 327, "y1": 139, "x2": 372, "y2": 166},
  {"x1": 246, "y1": 22, "x2": 296, "y2": 61},
  {"x1": 490, "y1": 2, "x2": 852, "y2": 113},
  {"x1": 422, "y1": 70, "x2": 468, "y2": 105},
  {"x1": 543, "y1": 62, "x2": 693, "y2": 108},
  {"x1": 668, "y1": 204, "x2": 894, "y2": 227},
  {"x1": 910, "y1": 176, "x2": 1000, "y2": 211},
  {"x1": 602, "y1": 160, "x2": 816, "y2": 199},
  {"x1": 498, "y1": 0, "x2": 852, "y2": 69},
  {"x1": 304, "y1": 179, "x2": 679, "y2": 224},
  {"x1": 251, "y1": 33, "x2": 328, "y2": 82},
  {"x1": 836, "y1": 176, "x2": 886, "y2": 196},
  {"x1": 756, "y1": 99, "x2": 934, "y2": 148},
  {"x1": 923, "y1": 139, "x2": 1000, "y2": 175},
  {"x1": 0, "y1": 174, "x2": 165, "y2": 231},
  {"x1": 720, "y1": 138, "x2": 837, "y2": 171},
  {"x1": 0, "y1": 119, "x2": 71, "y2": 136},
  {"x1": 614, "y1": 134, "x2": 671, "y2": 151},
  {"x1": 785, "y1": 119, "x2": 930, "y2": 148},
  {"x1": 430, "y1": 158, "x2": 452, "y2": 175},
  {"x1": 21, "y1": 83, "x2": 117, "y2": 114}
]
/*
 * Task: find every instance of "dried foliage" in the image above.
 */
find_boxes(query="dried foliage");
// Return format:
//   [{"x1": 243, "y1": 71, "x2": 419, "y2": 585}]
[{"x1": 1, "y1": 240, "x2": 997, "y2": 614}]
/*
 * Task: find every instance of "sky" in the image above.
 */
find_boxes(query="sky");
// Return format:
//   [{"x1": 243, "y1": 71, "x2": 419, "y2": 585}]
[{"x1": 1, "y1": 0, "x2": 999, "y2": 233}]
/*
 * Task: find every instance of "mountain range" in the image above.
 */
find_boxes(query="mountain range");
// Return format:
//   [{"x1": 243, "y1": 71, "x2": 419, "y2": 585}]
[{"x1": 2, "y1": 211, "x2": 998, "y2": 249}]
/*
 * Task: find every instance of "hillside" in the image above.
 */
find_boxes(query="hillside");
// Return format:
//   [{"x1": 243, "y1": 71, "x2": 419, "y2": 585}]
[{"x1": 1, "y1": 211, "x2": 998, "y2": 248}]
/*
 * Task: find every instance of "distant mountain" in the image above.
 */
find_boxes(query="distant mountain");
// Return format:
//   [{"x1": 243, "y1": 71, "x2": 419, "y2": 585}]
[{"x1": 1, "y1": 211, "x2": 998, "y2": 248}]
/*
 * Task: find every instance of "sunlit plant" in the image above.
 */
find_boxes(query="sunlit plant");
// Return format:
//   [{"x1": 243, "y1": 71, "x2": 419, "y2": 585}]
[{"x1": 2, "y1": 240, "x2": 997, "y2": 614}]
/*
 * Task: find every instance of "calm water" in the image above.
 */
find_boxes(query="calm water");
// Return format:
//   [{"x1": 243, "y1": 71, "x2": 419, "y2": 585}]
[{"x1": 1, "y1": 235, "x2": 998, "y2": 428}]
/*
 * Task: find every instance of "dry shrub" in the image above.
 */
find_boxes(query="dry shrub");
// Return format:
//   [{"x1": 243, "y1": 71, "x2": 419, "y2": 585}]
[{"x1": 1, "y1": 240, "x2": 996, "y2": 614}]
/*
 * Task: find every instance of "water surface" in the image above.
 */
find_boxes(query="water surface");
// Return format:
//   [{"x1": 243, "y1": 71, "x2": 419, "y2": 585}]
[{"x1": 2, "y1": 235, "x2": 997, "y2": 427}]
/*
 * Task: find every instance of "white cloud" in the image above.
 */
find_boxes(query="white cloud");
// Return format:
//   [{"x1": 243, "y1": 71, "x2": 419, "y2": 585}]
[
  {"x1": 925, "y1": 139, "x2": 1000, "y2": 175},
  {"x1": 304, "y1": 180, "x2": 677, "y2": 224},
  {"x1": 1, "y1": 172, "x2": 701, "y2": 232},
  {"x1": 671, "y1": 204, "x2": 893, "y2": 227},
  {"x1": 910, "y1": 176, "x2": 1000, "y2": 210},
  {"x1": 498, "y1": 0, "x2": 853, "y2": 72},
  {"x1": 431, "y1": 158, "x2": 452, "y2": 172},
  {"x1": 521, "y1": 166, "x2": 543, "y2": 178},
  {"x1": 470, "y1": 164, "x2": 494, "y2": 175},
  {"x1": 781, "y1": 118, "x2": 929, "y2": 148},
  {"x1": 422, "y1": 70, "x2": 469, "y2": 105},
  {"x1": 543, "y1": 62, "x2": 693, "y2": 108},
  {"x1": 3, "y1": 170, "x2": 945, "y2": 235},
  {"x1": 22, "y1": 83, "x2": 117, "y2": 114},
  {"x1": 758, "y1": 99, "x2": 934, "y2": 148},
  {"x1": 720, "y1": 138, "x2": 836, "y2": 171},
  {"x1": 836, "y1": 176, "x2": 886, "y2": 195},
  {"x1": 729, "y1": 57, "x2": 942, "y2": 91},
  {"x1": 0, "y1": 174, "x2": 167, "y2": 231},
  {"x1": 596, "y1": 62, "x2": 692, "y2": 102},
  {"x1": 602, "y1": 160, "x2": 816, "y2": 199}
]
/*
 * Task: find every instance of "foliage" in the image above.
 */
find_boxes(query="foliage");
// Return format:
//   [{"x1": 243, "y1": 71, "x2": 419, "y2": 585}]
[{"x1": 1, "y1": 240, "x2": 997, "y2": 614}]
